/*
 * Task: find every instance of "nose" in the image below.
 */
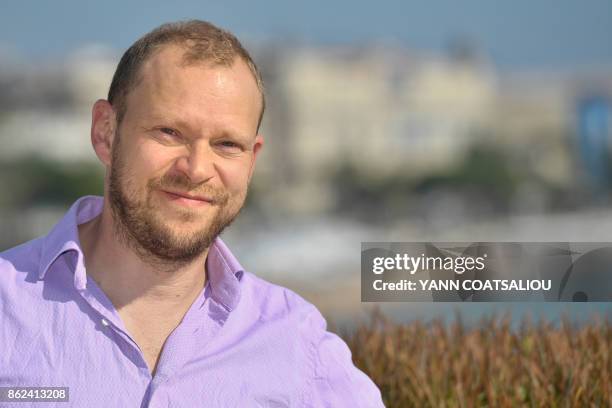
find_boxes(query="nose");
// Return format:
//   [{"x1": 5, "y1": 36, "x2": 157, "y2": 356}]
[{"x1": 174, "y1": 142, "x2": 216, "y2": 185}]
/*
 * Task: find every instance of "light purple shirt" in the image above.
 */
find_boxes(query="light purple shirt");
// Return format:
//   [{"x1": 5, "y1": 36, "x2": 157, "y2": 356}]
[{"x1": 0, "y1": 196, "x2": 384, "y2": 407}]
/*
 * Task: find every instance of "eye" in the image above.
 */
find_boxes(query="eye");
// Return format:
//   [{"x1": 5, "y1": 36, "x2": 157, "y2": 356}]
[
  {"x1": 217, "y1": 140, "x2": 244, "y2": 153},
  {"x1": 159, "y1": 127, "x2": 179, "y2": 137},
  {"x1": 151, "y1": 127, "x2": 183, "y2": 144}
]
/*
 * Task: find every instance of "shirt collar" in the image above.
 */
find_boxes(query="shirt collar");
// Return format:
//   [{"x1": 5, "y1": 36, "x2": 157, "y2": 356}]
[
  {"x1": 206, "y1": 238, "x2": 244, "y2": 311},
  {"x1": 38, "y1": 195, "x2": 102, "y2": 286},
  {"x1": 38, "y1": 195, "x2": 244, "y2": 311}
]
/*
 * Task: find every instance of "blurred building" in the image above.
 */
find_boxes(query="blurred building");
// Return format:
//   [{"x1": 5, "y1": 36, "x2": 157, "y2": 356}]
[
  {"x1": 256, "y1": 45, "x2": 500, "y2": 215},
  {"x1": 0, "y1": 45, "x2": 116, "y2": 163},
  {"x1": 1, "y1": 43, "x2": 612, "y2": 219}
]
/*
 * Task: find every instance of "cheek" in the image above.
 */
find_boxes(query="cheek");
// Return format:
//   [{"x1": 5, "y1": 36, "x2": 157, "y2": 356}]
[
  {"x1": 135, "y1": 144, "x2": 178, "y2": 182},
  {"x1": 217, "y1": 161, "x2": 252, "y2": 196}
]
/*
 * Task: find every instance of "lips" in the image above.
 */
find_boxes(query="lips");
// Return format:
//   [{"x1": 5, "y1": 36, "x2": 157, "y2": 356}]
[{"x1": 161, "y1": 190, "x2": 214, "y2": 205}]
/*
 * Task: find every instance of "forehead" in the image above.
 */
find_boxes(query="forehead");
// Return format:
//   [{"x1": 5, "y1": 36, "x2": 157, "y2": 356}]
[{"x1": 125, "y1": 45, "x2": 262, "y2": 129}]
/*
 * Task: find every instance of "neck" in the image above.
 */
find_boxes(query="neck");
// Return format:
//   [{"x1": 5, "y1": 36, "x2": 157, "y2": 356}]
[{"x1": 78, "y1": 198, "x2": 208, "y2": 311}]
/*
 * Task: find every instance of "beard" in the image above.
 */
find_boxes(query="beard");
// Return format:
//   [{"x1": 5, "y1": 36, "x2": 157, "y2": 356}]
[{"x1": 108, "y1": 131, "x2": 244, "y2": 268}]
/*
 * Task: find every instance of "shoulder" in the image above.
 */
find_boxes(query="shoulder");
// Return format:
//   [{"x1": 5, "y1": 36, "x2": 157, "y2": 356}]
[
  {"x1": 0, "y1": 238, "x2": 47, "y2": 314},
  {"x1": 232, "y1": 271, "x2": 329, "y2": 356},
  {"x1": 0, "y1": 237, "x2": 44, "y2": 279},
  {"x1": 236, "y1": 272, "x2": 384, "y2": 407},
  {"x1": 238, "y1": 271, "x2": 324, "y2": 329}
]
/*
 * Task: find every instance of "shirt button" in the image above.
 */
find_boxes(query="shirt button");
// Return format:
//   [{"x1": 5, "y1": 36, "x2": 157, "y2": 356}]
[{"x1": 101, "y1": 318, "x2": 110, "y2": 327}]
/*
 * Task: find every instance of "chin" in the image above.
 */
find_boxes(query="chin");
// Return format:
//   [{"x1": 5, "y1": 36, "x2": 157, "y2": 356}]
[{"x1": 160, "y1": 219, "x2": 212, "y2": 236}]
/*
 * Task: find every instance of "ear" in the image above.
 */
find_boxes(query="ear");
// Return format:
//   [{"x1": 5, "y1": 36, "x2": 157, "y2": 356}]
[
  {"x1": 91, "y1": 99, "x2": 117, "y2": 167},
  {"x1": 248, "y1": 134, "x2": 264, "y2": 182}
]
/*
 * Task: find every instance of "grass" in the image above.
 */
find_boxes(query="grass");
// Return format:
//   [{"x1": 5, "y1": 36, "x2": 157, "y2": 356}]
[{"x1": 342, "y1": 308, "x2": 612, "y2": 407}]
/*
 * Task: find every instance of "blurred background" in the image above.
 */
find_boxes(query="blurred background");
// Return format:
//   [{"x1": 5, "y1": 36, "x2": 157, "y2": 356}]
[{"x1": 1, "y1": 0, "x2": 611, "y2": 328}]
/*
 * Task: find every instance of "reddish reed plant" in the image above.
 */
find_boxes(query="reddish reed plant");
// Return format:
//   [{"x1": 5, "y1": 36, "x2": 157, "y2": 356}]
[{"x1": 342, "y1": 308, "x2": 612, "y2": 407}]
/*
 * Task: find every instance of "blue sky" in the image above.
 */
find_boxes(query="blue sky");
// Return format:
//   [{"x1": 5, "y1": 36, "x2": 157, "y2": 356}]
[{"x1": 1, "y1": 0, "x2": 611, "y2": 69}]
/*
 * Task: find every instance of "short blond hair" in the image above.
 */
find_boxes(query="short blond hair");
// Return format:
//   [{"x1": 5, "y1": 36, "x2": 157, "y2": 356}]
[{"x1": 107, "y1": 20, "x2": 265, "y2": 131}]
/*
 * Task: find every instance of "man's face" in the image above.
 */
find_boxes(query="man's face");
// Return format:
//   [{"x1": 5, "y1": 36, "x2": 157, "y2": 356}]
[{"x1": 107, "y1": 45, "x2": 263, "y2": 264}]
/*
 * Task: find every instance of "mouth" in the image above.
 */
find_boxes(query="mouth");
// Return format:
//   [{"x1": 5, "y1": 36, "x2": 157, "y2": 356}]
[{"x1": 160, "y1": 190, "x2": 214, "y2": 207}]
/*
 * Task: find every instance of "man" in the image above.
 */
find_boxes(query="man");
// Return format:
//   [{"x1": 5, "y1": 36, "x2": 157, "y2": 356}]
[{"x1": 0, "y1": 20, "x2": 384, "y2": 407}]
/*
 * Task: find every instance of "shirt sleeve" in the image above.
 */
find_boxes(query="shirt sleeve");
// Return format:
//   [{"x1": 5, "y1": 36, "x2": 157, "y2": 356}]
[{"x1": 306, "y1": 308, "x2": 386, "y2": 408}]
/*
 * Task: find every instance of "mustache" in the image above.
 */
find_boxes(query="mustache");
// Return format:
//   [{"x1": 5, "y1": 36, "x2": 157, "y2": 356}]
[{"x1": 148, "y1": 173, "x2": 229, "y2": 205}]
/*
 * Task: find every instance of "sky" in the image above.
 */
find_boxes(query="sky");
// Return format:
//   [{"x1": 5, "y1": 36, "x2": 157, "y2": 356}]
[{"x1": 1, "y1": 0, "x2": 611, "y2": 69}]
